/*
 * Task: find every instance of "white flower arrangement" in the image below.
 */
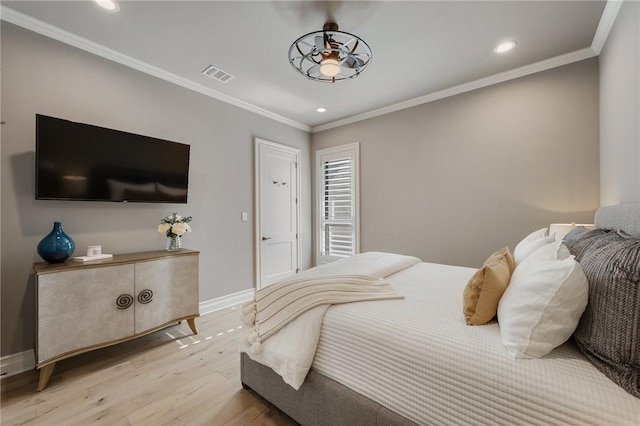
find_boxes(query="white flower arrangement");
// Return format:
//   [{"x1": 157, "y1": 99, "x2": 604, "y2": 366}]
[{"x1": 158, "y1": 212, "x2": 193, "y2": 237}]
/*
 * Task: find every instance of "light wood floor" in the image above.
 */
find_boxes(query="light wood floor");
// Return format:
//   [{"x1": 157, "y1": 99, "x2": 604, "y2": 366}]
[{"x1": 0, "y1": 305, "x2": 298, "y2": 426}]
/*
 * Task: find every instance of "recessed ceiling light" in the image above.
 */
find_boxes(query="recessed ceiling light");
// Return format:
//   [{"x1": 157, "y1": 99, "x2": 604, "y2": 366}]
[
  {"x1": 316, "y1": 108, "x2": 326, "y2": 113},
  {"x1": 494, "y1": 41, "x2": 516, "y2": 54},
  {"x1": 93, "y1": 0, "x2": 120, "y2": 12}
]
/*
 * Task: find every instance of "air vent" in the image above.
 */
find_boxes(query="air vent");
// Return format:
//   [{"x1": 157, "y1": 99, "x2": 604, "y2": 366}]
[{"x1": 201, "y1": 65, "x2": 234, "y2": 83}]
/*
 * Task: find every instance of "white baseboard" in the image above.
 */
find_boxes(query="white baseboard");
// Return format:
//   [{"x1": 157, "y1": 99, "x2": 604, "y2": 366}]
[
  {"x1": 199, "y1": 288, "x2": 254, "y2": 316},
  {"x1": 0, "y1": 350, "x2": 35, "y2": 378},
  {"x1": 0, "y1": 289, "x2": 255, "y2": 379}
]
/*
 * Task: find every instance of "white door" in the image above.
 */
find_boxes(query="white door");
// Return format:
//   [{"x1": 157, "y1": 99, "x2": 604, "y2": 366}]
[{"x1": 256, "y1": 139, "x2": 300, "y2": 288}]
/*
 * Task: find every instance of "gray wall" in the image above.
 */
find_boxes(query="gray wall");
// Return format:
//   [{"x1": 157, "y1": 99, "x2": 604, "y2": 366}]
[
  {"x1": 1, "y1": 23, "x2": 311, "y2": 356},
  {"x1": 312, "y1": 59, "x2": 600, "y2": 268},
  {"x1": 7, "y1": 5, "x2": 636, "y2": 358},
  {"x1": 600, "y1": 0, "x2": 640, "y2": 205}
]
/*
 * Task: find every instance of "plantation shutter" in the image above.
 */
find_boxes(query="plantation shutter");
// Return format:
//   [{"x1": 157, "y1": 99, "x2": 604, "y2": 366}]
[{"x1": 317, "y1": 144, "x2": 359, "y2": 264}]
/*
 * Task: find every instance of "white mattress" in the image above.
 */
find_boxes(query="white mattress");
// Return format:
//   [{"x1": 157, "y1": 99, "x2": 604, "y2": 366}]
[{"x1": 312, "y1": 262, "x2": 640, "y2": 425}]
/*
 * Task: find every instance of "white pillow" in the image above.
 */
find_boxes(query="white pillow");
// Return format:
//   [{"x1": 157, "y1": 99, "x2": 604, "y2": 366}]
[
  {"x1": 513, "y1": 227, "x2": 556, "y2": 264},
  {"x1": 497, "y1": 241, "x2": 588, "y2": 358}
]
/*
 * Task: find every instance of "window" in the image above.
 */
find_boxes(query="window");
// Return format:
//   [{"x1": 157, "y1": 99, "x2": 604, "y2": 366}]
[{"x1": 316, "y1": 143, "x2": 359, "y2": 264}]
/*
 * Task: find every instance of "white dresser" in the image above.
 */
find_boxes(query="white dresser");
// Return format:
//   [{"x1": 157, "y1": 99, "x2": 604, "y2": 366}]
[{"x1": 33, "y1": 249, "x2": 199, "y2": 391}]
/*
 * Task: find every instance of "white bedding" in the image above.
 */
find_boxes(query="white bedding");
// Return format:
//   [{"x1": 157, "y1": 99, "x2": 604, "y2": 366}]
[
  {"x1": 311, "y1": 262, "x2": 640, "y2": 425},
  {"x1": 240, "y1": 252, "x2": 420, "y2": 389}
]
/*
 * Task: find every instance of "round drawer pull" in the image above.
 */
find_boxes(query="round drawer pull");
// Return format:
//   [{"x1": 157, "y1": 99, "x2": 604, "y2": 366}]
[
  {"x1": 137, "y1": 289, "x2": 153, "y2": 304},
  {"x1": 116, "y1": 294, "x2": 133, "y2": 310}
]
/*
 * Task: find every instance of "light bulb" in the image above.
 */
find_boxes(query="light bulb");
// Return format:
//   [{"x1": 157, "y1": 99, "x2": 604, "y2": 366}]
[{"x1": 320, "y1": 58, "x2": 340, "y2": 77}]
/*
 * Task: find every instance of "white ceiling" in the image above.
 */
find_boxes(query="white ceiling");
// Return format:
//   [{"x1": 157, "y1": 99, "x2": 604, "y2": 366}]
[{"x1": 2, "y1": 1, "x2": 608, "y2": 131}]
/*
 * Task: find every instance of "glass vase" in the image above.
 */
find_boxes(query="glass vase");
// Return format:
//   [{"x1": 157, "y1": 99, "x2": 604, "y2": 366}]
[
  {"x1": 166, "y1": 235, "x2": 182, "y2": 252},
  {"x1": 37, "y1": 221, "x2": 75, "y2": 263}
]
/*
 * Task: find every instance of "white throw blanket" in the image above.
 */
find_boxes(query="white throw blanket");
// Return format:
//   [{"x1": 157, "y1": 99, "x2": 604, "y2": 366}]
[
  {"x1": 243, "y1": 274, "x2": 403, "y2": 352},
  {"x1": 240, "y1": 252, "x2": 421, "y2": 389}
]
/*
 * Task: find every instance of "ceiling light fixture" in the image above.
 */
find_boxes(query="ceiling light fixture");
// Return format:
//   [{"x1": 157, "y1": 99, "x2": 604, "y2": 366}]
[
  {"x1": 494, "y1": 40, "x2": 516, "y2": 54},
  {"x1": 316, "y1": 108, "x2": 327, "y2": 113},
  {"x1": 289, "y1": 22, "x2": 372, "y2": 83},
  {"x1": 92, "y1": 0, "x2": 120, "y2": 12}
]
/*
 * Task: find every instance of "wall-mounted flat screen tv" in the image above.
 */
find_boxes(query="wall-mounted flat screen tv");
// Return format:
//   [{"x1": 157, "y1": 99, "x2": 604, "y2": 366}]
[{"x1": 36, "y1": 114, "x2": 190, "y2": 203}]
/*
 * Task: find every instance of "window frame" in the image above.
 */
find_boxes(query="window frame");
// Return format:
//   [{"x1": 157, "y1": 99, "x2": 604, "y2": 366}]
[{"x1": 315, "y1": 142, "x2": 360, "y2": 265}]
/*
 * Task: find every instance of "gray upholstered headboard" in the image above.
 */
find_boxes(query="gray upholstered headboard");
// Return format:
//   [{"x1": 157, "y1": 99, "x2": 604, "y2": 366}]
[{"x1": 594, "y1": 203, "x2": 640, "y2": 236}]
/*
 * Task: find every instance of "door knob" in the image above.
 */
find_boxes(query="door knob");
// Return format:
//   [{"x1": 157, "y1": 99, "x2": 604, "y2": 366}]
[{"x1": 262, "y1": 237, "x2": 272, "y2": 241}]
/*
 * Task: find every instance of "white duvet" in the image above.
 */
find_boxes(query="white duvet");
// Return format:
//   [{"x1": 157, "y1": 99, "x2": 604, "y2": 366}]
[
  {"x1": 242, "y1": 255, "x2": 640, "y2": 424},
  {"x1": 314, "y1": 261, "x2": 640, "y2": 425},
  {"x1": 239, "y1": 252, "x2": 420, "y2": 389}
]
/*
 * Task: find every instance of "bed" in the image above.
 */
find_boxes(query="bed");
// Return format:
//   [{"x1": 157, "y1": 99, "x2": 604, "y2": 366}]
[{"x1": 240, "y1": 203, "x2": 640, "y2": 425}]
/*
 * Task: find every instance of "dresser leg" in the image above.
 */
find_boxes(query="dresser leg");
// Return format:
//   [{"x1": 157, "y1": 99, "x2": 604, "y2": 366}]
[
  {"x1": 187, "y1": 317, "x2": 198, "y2": 334},
  {"x1": 36, "y1": 363, "x2": 56, "y2": 392}
]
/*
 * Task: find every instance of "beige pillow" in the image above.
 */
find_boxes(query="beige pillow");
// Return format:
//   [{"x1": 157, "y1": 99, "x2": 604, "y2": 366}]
[{"x1": 463, "y1": 247, "x2": 515, "y2": 325}]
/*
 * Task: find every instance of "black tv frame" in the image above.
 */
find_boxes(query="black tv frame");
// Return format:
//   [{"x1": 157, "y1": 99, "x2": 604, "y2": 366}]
[{"x1": 35, "y1": 114, "x2": 190, "y2": 203}]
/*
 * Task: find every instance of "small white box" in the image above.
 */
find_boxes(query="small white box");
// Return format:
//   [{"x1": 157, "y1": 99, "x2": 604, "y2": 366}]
[{"x1": 87, "y1": 245, "x2": 102, "y2": 257}]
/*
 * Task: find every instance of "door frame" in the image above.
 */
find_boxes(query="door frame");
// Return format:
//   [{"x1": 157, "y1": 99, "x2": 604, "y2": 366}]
[{"x1": 254, "y1": 138, "x2": 301, "y2": 289}]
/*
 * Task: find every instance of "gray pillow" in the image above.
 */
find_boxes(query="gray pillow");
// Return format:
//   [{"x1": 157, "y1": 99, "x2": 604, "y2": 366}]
[
  {"x1": 563, "y1": 228, "x2": 613, "y2": 260},
  {"x1": 565, "y1": 231, "x2": 640, "y2": 397},
  {"x1": 562, "y1": 226, "x2": 598, "y2": 246}
]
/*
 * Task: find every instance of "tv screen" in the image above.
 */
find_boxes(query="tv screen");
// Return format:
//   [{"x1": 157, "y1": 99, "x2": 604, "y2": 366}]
[{"x1": 36, "y1": 114, "x2": 190, "y2": 203}]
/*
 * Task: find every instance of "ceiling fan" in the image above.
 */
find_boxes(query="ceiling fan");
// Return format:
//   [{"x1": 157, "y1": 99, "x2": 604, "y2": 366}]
[{"x1": 288, "y1": 22, "x2": 373, "y2": 83}]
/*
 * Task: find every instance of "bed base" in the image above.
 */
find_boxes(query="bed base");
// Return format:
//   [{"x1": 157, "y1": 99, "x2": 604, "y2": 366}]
[{"x1": 240, "y1": 353, "x2": 417, "y2": 426}]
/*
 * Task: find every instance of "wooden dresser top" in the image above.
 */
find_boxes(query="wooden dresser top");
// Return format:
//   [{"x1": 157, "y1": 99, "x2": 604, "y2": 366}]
[{"x1": 33, "y1": 249, "x2": 199, "y2": 274}]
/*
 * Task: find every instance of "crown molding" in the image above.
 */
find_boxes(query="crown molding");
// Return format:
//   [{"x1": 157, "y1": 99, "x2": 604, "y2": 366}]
[
  {"x1": 591, "y1": 0, "x2": 624, "y2": 54},
  {"x1": 0, "y1": 6, "x2": 310, "y2": 133},
  {"x1": 2, "y1": 1, "x2": 622, "y2": 135},
  {"x1": 312, "y1": 47, "x2": 597, "y2": 133},
  {"x1": 312, "y1": 0, "x2": 622, "y2": 133}
]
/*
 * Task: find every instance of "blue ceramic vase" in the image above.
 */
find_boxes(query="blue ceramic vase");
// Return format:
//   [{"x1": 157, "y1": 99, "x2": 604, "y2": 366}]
[{"x1": 37, "y1": 221, "x2": 75, "y2": 263}]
